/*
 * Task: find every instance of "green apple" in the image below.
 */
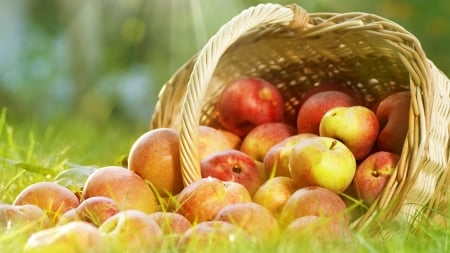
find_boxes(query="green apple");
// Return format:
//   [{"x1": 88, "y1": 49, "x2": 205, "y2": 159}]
[{"x1": 289, "y1": 136, "x2": 356, "y2": 193}]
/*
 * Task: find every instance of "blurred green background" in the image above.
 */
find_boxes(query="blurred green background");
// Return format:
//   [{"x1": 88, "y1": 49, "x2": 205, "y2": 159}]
[{"x1": 1, "y1": 0, "x2": 449, "y2": 135}]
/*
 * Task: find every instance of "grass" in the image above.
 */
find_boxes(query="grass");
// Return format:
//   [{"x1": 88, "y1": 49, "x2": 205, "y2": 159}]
[{"x1": 0, "y1": 106, "x2": 448, "y2": 252}]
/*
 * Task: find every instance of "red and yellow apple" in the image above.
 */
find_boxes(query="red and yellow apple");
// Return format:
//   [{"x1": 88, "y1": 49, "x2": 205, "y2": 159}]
[
  {"x1": 214, "y1": 202, "x2": 280, "y2": 242},
  {"x1": 218, "y1": 129, "x2": 242, "y2": 150},
  {"x1": 217, "y1": 77, "x2": 284, "y2": 137},
  {"x1": 128, "y1": 128, "x2": 183, "y2": 196},
  {"x1": 319, "y1": 105, "x2": 379, "y2": 160},
  {"x1": 99, "y1": 210, "x2": 163, "y2": 252},
  {"x1": 279, "y1": 186, "x2": 349, "y2": 228},
  {"x1": 13, "y1": 182, "x2": 80, "y2": 223},
  {"x1": 374, "y1": 91, "x2": 410, "y2": 154},
  {"x1": 198, "y1": 125, "x2": 234, "y2": 162},
  {"x1": 263, "y1": 133, "x2": 316, "y2": 177},
  {"x1": 200, "y1": 149, "x2": 262, "y2": 195},
  {"x1": 353, "y1": 151, "x2": 400, "y2": 205},
  {"x1": 24, "y1": 221, "x2": 105, "y2": 253},
  {"x1": 82, "y1": 166, "x2": 158, "y2": 213},
  {"x1": 297, "y1": 90, "x2": 357, "y2": 135},
  {"x1": 76, "y1": 196, "x2": 120, "y2": 227},
  {"x1": 0, "y1": 204, "x2": 49, "y2": 233},
  {"x1": 289, "y1": 136, "x2": 356, "y2": 193},
  {"x1": 148, "y1": 211, "x2": 192, "y2": 235},
  {"x1": 176, "y1": 177, "x2": 251, "y2": 223},
  {"x1": 240, "y1": 122, "x2": 296, "y2": 162},
  {"x1": 252, "y1": 176, "x2": 297, "y2": 217}
]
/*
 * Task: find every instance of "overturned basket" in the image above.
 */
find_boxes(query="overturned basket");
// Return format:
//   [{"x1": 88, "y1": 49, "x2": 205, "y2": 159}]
[{"x1": 150, "y1": 3, "x2": 449, "y2": 232}]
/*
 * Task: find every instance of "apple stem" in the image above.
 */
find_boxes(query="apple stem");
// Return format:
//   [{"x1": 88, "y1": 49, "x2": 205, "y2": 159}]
[{"x1": 329, "y1": 140, "x2": 337, "y2": 150}]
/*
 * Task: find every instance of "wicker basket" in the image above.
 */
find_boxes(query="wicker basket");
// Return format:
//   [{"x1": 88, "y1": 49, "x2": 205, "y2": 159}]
[{"x1": 150, "y1": 3, "x2": 449, "y2": 233}]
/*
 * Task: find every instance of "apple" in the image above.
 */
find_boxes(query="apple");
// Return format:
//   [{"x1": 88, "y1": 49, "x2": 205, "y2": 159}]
[
  {"x1": 128, "y1": 128, "x2": 183, "y2": 197},
  {"x1": 99, "y1": 210, "x2": 163, "y2": 252},
  {"x1": 263, "y1": 133, "x2": 316, "y2": 177},
  {"x1": 319, "y1": 105, "x2": 379, "y2": 160},
  {"x1": 200, "y1": 149, "x2": 262, "y2": 195},
  {"x1": 76, "y1": 196, "x2": 120, "y2": 227},
  {"x1": 216, "y1": 77, "x2": 284, "y2": 137},
  {"x1": 214, "y1": 202, "x2": 280, "y2": 242},
  {"x1": 289, "y1": 136, "x2": 356, "y2": 193},
  {"x1": 240, "y1": 122, "x2": 296, "y2": 162},
  {"x1": 218, "y1": 129, "x2": 242, "y2": 149},
  {"x1": 297, "y1": 90, "x2": 357, "y2": 135},
  {"x1": 279, "y1": 215, "x2": 352, "y2": 250},
  {"x1": 13, "y1": 182, "x2": 80, "y2": 224},
  {"x1": 252, "y1": 176, "x2": 297, "y2": 217},
  {"x1": 353, "y1": 151, "x2": 400, "y2": 205},
  {"x1": 82, "y1": 166, "x2": 158, "y2": 213},
  {"x1": 148, "y1": 211, "x2": 192, "y2": 235},
  {"x1": 176, "y1": 177, "x2": 252, "y2": 223},
  {"x1": 374, "y1": 91, "x2": 411, "y2": 154},
  {"x1": 0, "y1": 204, "x2": 50, "y2": 233},
  {"x1": 178, "y1": 220, "x2": 250, "y2": 252},
  {"x1": 24, "y1": 221, "x2": 105, "y2": 253},
  {"x1": 198, "y1": 125, "x2": 234, "y2": 162},
  {"x1": 279, "y1": 186, "x2": 349, "y2": 228},
  {"x1": 57, "y1": 208, "x2": 79, "y2": 225}
]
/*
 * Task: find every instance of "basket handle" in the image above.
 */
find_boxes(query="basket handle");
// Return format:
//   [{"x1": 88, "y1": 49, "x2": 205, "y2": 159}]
[{"x1": 179, "y1": 4, "x2": 310, "y2": 186}]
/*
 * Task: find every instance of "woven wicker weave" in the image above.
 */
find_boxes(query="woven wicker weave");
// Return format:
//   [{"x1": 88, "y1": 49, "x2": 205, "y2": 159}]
[{"x1": 150, "y1": 3, "x2": 449, "y2": 232}]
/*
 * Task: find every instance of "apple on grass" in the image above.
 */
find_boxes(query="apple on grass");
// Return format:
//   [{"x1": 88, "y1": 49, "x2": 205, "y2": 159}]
[
  {"x1": 24, "y1": 221, "x2": 106, "y2": 253},
  {"x1": 296, "y1": 90, "x2": 357, "y2": 135},
  {"x1": 279, "y1": 186, "x2": 349, "y2": 228},
  {"x1": 319, "y1": 105, "x2": 379, "y2": 160},
  {"x1": 13, "y1": 182, "x2": 80, "y2": 224},
  {"x1": 252, "y1": 176, "x2": 297, "y2": 217},
  {"x1": 240, "y1": 122, "x2": 296, "y2": 162},
  {"x1": 373, "y1": 91, "x2": 411, "y2": 154},
  {"x1": 289, "y1": 136, "x2": 356, "y2": 193},
  {"x1": 263, "y1": 133, "x2": 317, "y2": 177},
  {"x1": 200, "y1": 149, "x2": 262, "y2": 195},
  {"x1": 216, "y1": 77, "x2": 285, "y2": 137},
  {"x1": 75, "y1": 196, "x2": 120, "y2": 227},
  {"x1": 176, "y1": 177, "x2": 252, "y2": 223},
  {"x1": 128, "y1": 127, "x2": 184, "y2": 197},
  {"x1": 214, "y1": 202, "x2": 280, "y2": 243},
  {"x1": 148, "y1": 211, "x2": 192, "y2": 235},
  {"x1": 178, "y1": 220, "x2": 251, "y2": 252},
  {"x1": 82, "y1": 166, "x2": 158, "y2": 214},
  {"x1": 279, "y1": 215, "x2": 352, "y2": 251},
  {"x1": 353, "y1": 151, "x2": 400, "y2": 205},
  {"x1": 99, "y1": 210, "x2": 163, "y2": 252},
  {"x1": 0, "y1": 204, "x2": 50, "y2": 233}
]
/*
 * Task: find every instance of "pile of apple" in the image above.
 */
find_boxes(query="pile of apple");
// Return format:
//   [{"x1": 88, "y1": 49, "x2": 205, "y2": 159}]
[{"x1": 1, "y1": 77, "x2": 411, "y2": 252}]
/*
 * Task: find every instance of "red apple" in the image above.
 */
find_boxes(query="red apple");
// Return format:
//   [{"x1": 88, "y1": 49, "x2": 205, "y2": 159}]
[
  {"x1": 198, "y1": 125, "x2": 234, "y2": 162},
  {"x1": 240, "y1": 122, "x2": 296, "y2": 162},
  {"x1": 24, "y1": 221, "x2": 105, "y2": 253},
  {"x1": 297, "y1": 90, "x2": 357, "y2": 135},
  {"x1": 214, "y1": 202, "x2": 280, "y2": 242},
  {"x1": 252, "y1": 176, "x2": 297, "y2": 217},
  {"x1": 319, "y1": 105, "x2": 379, "y2": 160},
  {"x1": 176, "y1": 177, "x2": 252, "y2": 223},
  {"x1": 200, "y1": 149, "x2": 262, "y2": 195},
  {"x1": 353, "y1": 151, "x2": 400, "y2": 205},
  {"x1": 128, "y1": 128, "x2": 183, "y2": 197},
  {"x1": 279, "y1": 186, "x2": 349, "y2": 228},
  {"x1": 99, "y1": 210, "x2": 163, "y2": 252},
  {"x1": 82, "y1": 166, "x2": 158, "y2": 213},
  {"x1": 217, "y1": 77, "x2": 284, "y2": 137},
  {"x1": 13, "y1": 182, "x2": 79, "y2": 223},
  {"x1": 263, "y1": 133, "x2": 317, "y2": 177},
  {"x1": 374, "y1": 91, "x2": 411, "y2": 154},
  {"x1": 178, "y1": 220, "x2": 250, "y2": 251},
  {"x1": 289, "y1": 136, "x2": 356, "y2": 193},
  {"x1": 76, "y1": 196, "x2": 120, "y2": 227}
]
